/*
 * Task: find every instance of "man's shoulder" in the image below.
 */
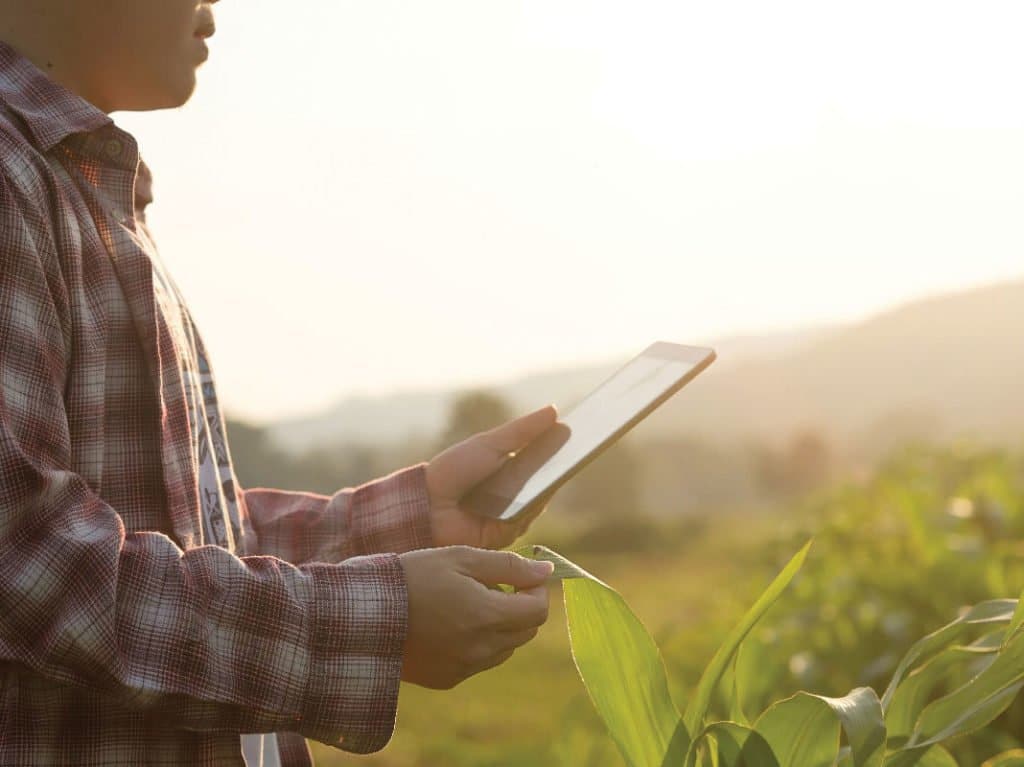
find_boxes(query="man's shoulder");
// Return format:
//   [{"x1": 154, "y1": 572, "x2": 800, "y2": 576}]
[
  {"x1": 0, "y1": 103, "x2": 76, "y2": 296},
  {"x1": 0, "y1": 101, "x2": 61, "y2": 203}
]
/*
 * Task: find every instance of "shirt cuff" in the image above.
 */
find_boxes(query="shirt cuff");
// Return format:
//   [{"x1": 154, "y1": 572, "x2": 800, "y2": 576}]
[
  {"x1": 301, "y1": 553, "x2": 408, "y2": 754},
  {"x1": 344, "y1": 462, "x2": 434, "y2": 556}
]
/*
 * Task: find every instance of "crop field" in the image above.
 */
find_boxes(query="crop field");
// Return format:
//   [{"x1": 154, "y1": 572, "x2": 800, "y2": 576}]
[{"x1": 312, "y1": 444, "x2": 1024, "y2": 766}]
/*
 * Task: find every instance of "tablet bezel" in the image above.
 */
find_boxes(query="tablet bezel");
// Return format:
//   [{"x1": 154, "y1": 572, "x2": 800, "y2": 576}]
[{"x1": 464, "y1": 341, "x2": 717, "y2": 522}]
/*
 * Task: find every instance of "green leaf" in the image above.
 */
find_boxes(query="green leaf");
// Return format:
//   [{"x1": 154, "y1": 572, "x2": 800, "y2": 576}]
[
  {"x1": 823, "y1": 688, "x2": 887, "y2": 767},
  {"x1": 880, "y1": 599, "x2": 1017, "y2": 711},
  {"x1": 517, "y1": 545, "x2": 687, "y2": 767},
  {"x1": 982, "y1": 750, "x2": 1024, "y2": 767},
  {"x1": 728, "y1": 647, "x2": 751, "y2": 726},
  {"x1": 753, "y1": 692, "x2": 839, "y2": 767},
  {"x1": 685, "y1": 722, "x2": 779, "y2": 767},
  {"x1": 682, "y1": 541, "x2": 813, "y2": 736},
  {"x1": 883, "y1": 744, "x2": 959, "y2": 767},
  {"x1": 1005, "y1": 596, "x2": 1024, "y2": 648},
  {"x1": 886, "y1": 630, "x2": 1003, "y2": 737},
  {"x1": 752, "y1": 688, "x2": 885, "y2": 767},
  {"x1": 906, "y1": 628, "x2": 1024, "y2": 747}
]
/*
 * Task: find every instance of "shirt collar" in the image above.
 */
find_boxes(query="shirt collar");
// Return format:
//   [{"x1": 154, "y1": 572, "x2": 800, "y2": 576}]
[{"x1": 0, "y1": 39, "x2": 112, "y2": 151}]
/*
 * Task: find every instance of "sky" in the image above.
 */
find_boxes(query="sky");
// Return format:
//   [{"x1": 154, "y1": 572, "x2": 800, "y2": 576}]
[{"x1": 116, "y1": 1, "x2": 1024, "y2": 425}]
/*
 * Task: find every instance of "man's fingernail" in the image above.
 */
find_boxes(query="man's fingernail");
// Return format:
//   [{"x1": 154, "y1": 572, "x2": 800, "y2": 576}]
[{"x1": 532, "y1": 560, "x2": 555, "y2": 576}]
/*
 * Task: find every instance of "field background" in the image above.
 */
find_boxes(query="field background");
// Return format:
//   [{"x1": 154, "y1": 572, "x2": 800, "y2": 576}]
[
  {"x1": 304, "y1": 446, "x2": 1024, "y2": 766},
  {"x1": 225, "y1": 281, "x2": 1024, "y2": 765}
]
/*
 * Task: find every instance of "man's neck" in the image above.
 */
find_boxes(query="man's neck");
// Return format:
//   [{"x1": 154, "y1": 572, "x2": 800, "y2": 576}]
[{"x1": 0, "y1": 8, "x2": 110, "y2": 112}]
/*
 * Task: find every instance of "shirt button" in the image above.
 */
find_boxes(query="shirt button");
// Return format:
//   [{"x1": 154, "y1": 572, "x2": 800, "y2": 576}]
[{"x1": 104, "y1": 139, "x2": 123, "y2": 159}]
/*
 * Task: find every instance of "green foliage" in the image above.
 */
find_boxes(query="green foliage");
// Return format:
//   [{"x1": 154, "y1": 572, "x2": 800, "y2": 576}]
[
  {"x1": 682, "y1": 541, "x2": 811, "y2": 739},
  {"x1": 519, "y1": 531, "x2": 1024, "y2": 767},
  {"x1": 514, "y1": 545, "x2": 683, "y2": 767},
  {"x1": 304, "y1": 443, "x2": 1024, "y2": 766},
  {"x1": 751, "y1": 688, "x2": 884, "y2": 767}
]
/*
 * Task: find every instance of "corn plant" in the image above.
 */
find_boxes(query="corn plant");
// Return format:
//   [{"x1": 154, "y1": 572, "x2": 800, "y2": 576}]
[{"x1": 516, "y1": 543, "x2": 1024, "y2": 767}]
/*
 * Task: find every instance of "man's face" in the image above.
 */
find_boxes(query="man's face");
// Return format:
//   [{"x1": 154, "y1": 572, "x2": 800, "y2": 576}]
[{"x1": 71, "y1": 0, "x2": 218, "y2": 112}]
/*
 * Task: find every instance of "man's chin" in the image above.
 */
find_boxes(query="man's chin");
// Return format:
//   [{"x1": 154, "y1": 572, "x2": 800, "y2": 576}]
[{"x1": 119, "y1": 73, "x2": 198, "y2": 112}]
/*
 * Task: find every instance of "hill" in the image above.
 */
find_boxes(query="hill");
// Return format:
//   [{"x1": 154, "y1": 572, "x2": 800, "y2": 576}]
[
  {"x1": 268, "y1": 279, "x2": 1024, "y2": 457},
  {"x1": 641, "y1": 279, "x2": 1024, "y2": 455},
  {"x1": 266, "y1": 328, "x2": 827, "y2": 452}
]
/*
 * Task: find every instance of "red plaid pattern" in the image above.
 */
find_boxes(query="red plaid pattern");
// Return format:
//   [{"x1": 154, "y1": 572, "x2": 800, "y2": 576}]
[{"x1": 0, "y1": 40, "x2": 434, "y2": 765}]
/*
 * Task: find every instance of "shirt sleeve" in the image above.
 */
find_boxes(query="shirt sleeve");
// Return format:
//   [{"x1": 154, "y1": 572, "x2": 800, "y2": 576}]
[
  {"x1": 0, "y1": 173, "x2": 405, "y2": 754},
  {"x1": 240, "y1": 463, "x2": 435, "y2": 564}
]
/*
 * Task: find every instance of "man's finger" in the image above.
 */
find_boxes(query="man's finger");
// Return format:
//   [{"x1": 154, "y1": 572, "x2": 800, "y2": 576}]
[
  {"x1": 467, "y1": 647, "x2": 516, "y2": 677},
  {"x1": 426, "y1": 406, "x2": 560, "y2": 501},
  {"x1": 459, "y1": 548, "x2": 554, "y2": 588},
  {"x1": 488, "y1": 586, "x2": 550, "y2": 631},
  {"x1": 480, "y1": 405, "x2": 558, "y2": 456},
  {"x1": 496, "y1": 626, "x2": 540, "y2": 652}
]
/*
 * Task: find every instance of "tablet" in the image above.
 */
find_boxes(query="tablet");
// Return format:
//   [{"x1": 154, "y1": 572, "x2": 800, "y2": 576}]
[{"x1": 464, "y1": 342, "x2": 716, "y2": 521}]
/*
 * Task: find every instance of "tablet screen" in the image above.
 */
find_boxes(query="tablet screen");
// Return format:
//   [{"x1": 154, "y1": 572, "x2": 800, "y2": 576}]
[{"x1": 466, "y1": 346, "x2": 712, "y2": 520}]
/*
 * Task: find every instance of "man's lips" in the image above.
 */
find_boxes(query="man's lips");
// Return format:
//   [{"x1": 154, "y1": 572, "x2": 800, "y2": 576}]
[{"x1": 195, "y1": 21, "x2": 216, "y2": 39}]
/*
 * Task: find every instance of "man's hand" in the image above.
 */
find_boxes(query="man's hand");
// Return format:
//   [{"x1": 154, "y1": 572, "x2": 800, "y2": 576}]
[
  {"x1": 399, "y1": 546, "x2": 554, "y2": 689},
  {"x1": 426, "y1": 405, "x2": 558, "y2": 549}
]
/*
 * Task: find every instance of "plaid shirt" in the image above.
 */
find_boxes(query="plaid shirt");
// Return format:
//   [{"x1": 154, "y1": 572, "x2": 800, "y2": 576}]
[{"x1": 0, "y1": 41, "x2": 434, "y2": 765}]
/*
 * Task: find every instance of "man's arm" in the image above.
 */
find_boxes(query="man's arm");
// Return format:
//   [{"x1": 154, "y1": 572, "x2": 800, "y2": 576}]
[
  {"x1": 240, "y1": 464, "x2": 434, "y2": 565},
  {"x1": 240, "y1": 407, "x2": 560, "y2": 563},
  {"x1": 0, "y1": 173, "x2": 405, "y2": 754}
]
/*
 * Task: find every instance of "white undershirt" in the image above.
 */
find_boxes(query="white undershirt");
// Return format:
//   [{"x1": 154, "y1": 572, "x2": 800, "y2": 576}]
[{"x1": 147, "y1": 242, "x2": 283, "y2": 767}]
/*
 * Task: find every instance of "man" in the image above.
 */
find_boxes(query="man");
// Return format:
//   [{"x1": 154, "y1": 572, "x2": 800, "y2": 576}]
[{"x1": 0, "y1": 1, "x2": 558, "y2": 764}]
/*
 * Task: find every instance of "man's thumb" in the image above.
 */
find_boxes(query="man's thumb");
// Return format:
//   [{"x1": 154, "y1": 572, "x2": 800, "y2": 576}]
[
  {"x1": 460, "y1": 548, "x2": 555, "y2": 588},
  {"x1": 481, "y1": 405, "x2": 558, "y2": 455}
]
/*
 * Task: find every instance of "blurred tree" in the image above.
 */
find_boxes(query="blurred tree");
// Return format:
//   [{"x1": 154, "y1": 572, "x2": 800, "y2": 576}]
[
  {"x1": 225, "y1": 418, "x2": 296, "y2": 490},
  {"x1": 438, "y1": 390, "x2": 514, "y2": 450},
  {"x1": 638, "y1": 438, "x2": 763, "y2": 515},
  {"x1": 753, "y1": 431, "x2": 832, "y2": 499},
  {"x1": 751, "y1": 442, "x2": 788, "y2": 498},
  {"x1": 226, "y1": 417, "x2": 395, "y2": 494},
  {"x1": 785, "y1": 431, "x2": 832, "y2": 495}
]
